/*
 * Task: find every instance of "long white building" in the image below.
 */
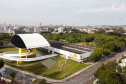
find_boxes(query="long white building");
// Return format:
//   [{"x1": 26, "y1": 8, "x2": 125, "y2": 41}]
[{"x1": 47, "y1": 40, "x2": 95, "y2": 61}]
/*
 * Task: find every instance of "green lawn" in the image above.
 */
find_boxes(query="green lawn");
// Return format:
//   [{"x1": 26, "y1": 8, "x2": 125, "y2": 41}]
[
  {"x1": 0, "y1": 47, "x2": 17, "y2": 52},
  {"x1": 46, "y1": 57, "x2": 90, "y2": 79},
  {"x1": 5, "y1": 57, "x2": 90, "y2": 79},
  {"x1": 74, "y1": 43, "x2": 83, "y2": 45}
]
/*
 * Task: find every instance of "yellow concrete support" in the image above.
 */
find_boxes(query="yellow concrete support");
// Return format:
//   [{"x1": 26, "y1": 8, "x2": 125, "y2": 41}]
[
  {"x1": 18, "y1": 48, "x2": 36, "y2": 63},
  {"x1": 32, "y1": 48, "x2": 36, "y2": 56},
  {"x1": 19, "y1": 48, "x2": 28, "y2": 54},
  {"x1": 27, "y1": 48, "x2": 36, "y2": 58},
  {"x1": 19, "y1": 48, "x2": 28, "y2": 63}
]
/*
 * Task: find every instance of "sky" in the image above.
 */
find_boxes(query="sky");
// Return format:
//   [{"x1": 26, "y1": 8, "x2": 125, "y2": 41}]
[{"x1": 0, "y1": 0, "x2": 126, "y2": 26}]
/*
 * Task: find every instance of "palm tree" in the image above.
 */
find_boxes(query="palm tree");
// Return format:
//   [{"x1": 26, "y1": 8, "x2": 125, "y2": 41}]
[{"x1": 9, "y1": 71, "x2": 17, "y2": 84}]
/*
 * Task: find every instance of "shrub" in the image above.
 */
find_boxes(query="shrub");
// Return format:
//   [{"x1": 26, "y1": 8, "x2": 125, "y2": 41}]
[
  {"x1": 0, "y1": 60, "x2": 4, "y2": 69},
  {"x1": 116, "y1": 65, "x2": 122, "y2": 72}
]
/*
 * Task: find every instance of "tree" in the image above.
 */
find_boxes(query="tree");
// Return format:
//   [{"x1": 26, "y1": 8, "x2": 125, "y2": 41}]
[
  {"x1": 38, "y1": 79, "x2": 50, "y2": 84},
  {"x1": 102, "y1": 41, "x2": 116, "y2": 51},
  {"x1": 0, "y1": 60, "x2": 4, "y2": 69},
  {"x1": 64, "y1": 28, "x2": 71, "y2": 32},
  {"x1": 9, "y1": 71, "x2": 17, "y2": 84},
  {"x1": 68, "y1": 38, "x2": 78, "y2": 43},
  {"x1": 0, "y1": 41, "x2": 3, "y2": 47},
  {"x1": 102, "y1": 41, "x2": 125, "y2": 52},
  {"x1": 105, "y1": 61, "x2": 118, "y2": 72},
  {"x1": 52, "y1": 35, "x2": 59, "y2": 41},
  {"x1": 84, "y1": 58, "x2": 88, "y2": 62},
  {"x1": 42, "y1": 32, "x2": 126, "y2": 52},
  {"x1": 0, "y1": 60, "x2": 4, "y2": 81},
  {"x1": 116, "y1": 65, "x2": 122, "y2": 73},
  {"x1": 94, "y1": 28, "x2": 106, "y2": 34},
  {"x1": 123, "y1": 66, "x2": 126, "y2": 72},
  {"x1": 114, "y1": 28, "x2": 125, "y2": 34},
  {"x1": 0, "y1": 33, "x2": 11, "y2": 47},
  {"x1": 94, "y1": 64, "x2": 106, "y2": 78},
  {"x1": 103, "y1": 49, "x2": 111, "y2": 56},
  {"x1": 93, "y1": 48, "x2": 104, "y2": 57},
  {"x1": 89, "y1": 48, "x2": 104, "y2": 62},
  {"x1": 89, "y1": 54, "x2": 99, "y2": 62},
  {"x1": 71, "y1": 29, "x2": 80, "y2": 33},
  {"x1": 99, "y1": 70, "x2": 123, "y2": 84}
]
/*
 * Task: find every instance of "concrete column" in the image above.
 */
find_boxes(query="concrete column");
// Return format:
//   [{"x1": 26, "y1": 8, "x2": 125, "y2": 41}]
[
  {"x1": 17, "y1": 61, "x2": 18, "y2": 64},
  {"x1": 48, "y1": 49, "x2": 50, "y2": 53},
  {"x1": 52, "y1": 51, "x2": 54, "y2": 54}
]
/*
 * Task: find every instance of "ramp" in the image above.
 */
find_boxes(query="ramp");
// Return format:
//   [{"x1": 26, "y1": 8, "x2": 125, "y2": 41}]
[{"x1": 0, "y1": 53, "x2": 58, "y2": 62}]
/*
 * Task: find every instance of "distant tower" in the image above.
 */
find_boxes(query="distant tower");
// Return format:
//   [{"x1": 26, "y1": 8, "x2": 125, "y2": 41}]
[
  {"x1": 46, "y1": 27, "x2": 49, "y2": 31},
  {"x1": 40, "y1": 23, "x2": 42, "y2": 27}
]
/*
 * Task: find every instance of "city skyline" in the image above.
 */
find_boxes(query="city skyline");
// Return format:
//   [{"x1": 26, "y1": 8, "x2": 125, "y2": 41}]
[{"x1": 0, "y1": 0, "x2": 126, "y2": 26}]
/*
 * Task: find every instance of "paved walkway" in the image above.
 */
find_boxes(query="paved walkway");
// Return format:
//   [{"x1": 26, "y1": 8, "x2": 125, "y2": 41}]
[
  {"x1": 0, "y1": 54, "x2": 58, "y2": 62},
  {"x1": 1, "y1": 77, "x2": 11, "y2": 82}
]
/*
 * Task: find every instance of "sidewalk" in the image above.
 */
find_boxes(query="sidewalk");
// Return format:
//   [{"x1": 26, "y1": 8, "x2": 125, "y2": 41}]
[{"x1": 1, "y1": 77, "x2": 11, "y2": 82}]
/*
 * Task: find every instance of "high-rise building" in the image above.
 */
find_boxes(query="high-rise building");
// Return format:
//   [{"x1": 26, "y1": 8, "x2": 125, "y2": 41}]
[
  {"x1": 34, "y1": 26, "x2": 40, "y2": 33},
  {"x1": 40, "y1": 23, "x2": 42, "y2": 27},
  {"x1": 58, "y1": 27, "x2": 64, "y2": 33},
  {"x1": 46, "y1": 27, "x2": 49, "y2": 31}
]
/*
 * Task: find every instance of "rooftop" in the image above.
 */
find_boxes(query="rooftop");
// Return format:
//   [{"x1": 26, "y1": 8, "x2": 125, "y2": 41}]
[{"x1": 48, "y1": 40, "x2": 95, "y2": 54}]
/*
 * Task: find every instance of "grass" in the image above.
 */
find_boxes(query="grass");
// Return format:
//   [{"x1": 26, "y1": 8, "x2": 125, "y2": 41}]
[
  {"x1": 23, "y1": 62, "x2": 48, "y2": 75},
  {"x1": 0, "y1": 47, "x2": 17, "y2": 52},
  {"x1": 46, "y1": 57, "x2": 90, "y2": 79},
  {"x1": 4, "y1": 57, "x2": 90, "y2": 79},
  {"x1": 4, "y1": 61, "x2": 25, "y2": 70},
  {"x1": 74, "y1": 43, "x2": 83, "y2": 45}
]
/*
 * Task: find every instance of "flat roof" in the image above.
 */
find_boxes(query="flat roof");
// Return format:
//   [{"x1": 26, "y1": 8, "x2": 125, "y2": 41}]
[{"x1": 48, "y1": 40, "x2": 95, "y2": 54}]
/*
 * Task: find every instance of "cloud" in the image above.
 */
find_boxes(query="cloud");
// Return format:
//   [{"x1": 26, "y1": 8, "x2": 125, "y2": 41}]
[
  {"x1": 78, "y1": 3, "x2": 126, "y2": 13},
  {"x1": 113, "y1": 19, "x2": 119, "y2": 20},
  {"x1": 0, "y1": 0, "x2": 58, "y2": 10}
]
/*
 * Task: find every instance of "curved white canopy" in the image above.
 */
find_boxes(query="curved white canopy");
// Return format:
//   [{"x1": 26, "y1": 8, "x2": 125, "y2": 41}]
[{"x1": 10, "y1": 33, "x2": 50, "y2": 49}]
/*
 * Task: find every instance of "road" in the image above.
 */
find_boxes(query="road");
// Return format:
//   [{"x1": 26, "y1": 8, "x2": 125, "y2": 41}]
[{"x1": 54, "y1": 48, "x2": 126, "y2": 84}]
